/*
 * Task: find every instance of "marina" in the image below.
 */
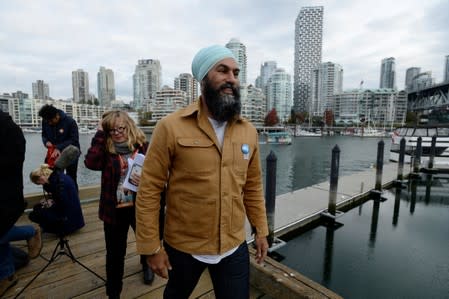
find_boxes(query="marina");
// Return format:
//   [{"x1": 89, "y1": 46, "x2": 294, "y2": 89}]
[{"x1": 9, "y1": 133, "x2": 449, "y2": 298}]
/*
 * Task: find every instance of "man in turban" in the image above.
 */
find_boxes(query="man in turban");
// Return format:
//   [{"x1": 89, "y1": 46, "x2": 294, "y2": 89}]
[{"x1": 136, "y1": 45, "x2": 269, "y2": 299}]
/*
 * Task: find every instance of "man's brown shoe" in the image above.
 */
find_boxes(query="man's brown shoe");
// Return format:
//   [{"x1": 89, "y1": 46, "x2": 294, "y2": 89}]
[
  {"x1": 27, "y1": 226, "x2": 42, "y2": 259},
  {"x1": 0, "y1": 274, "x2": 18, "y2": 297}
]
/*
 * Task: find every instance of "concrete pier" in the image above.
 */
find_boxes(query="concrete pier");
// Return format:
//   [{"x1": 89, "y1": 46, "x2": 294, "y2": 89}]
[{"x1": 246, "y1": 163, "x2": 409, "y2": 240}]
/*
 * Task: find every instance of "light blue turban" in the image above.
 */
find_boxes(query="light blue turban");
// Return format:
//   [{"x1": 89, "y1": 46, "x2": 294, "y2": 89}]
[{"x1": 191, "y1": 45, "x2": 236, "y2": 81}]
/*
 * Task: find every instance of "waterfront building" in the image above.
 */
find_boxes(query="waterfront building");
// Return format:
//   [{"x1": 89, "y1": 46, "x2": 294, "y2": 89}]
[
  {"x1": 225, "y1": 38, "x2": 247, "y2": 85},
  {"x1": 333, "y1": 89, "x2": 407, "y2": 126},
  {"x1": 150, "y1": 86, "x2": 188, "y2": 122},
  {"x1": 244, "y1": 85, "x2": 266, "y2": 127},
  {"x1": 0, "y1": 94, "x2": 14, "y2": 114},
  {"x1": 311, "y1": 62, "x2": 343, "y2": 116},
  {"x1": 97, "y1": 66, "x2": 116, "y2": 107},
  {"x1": 174, "y1": 73, "x2": 198, "y2": 104},
  {"x1": 12, "y1": 91, "x2": 29, "y2": 101},
  {"x1": 293, "y1": 6, "x2": 324, "y2": 113},
  {"x1": 266, "y1": 68, "x2": 293, "y2": 123},
  {"x1": 133, "y1": 59, "x2": 162, "y2": 109},
  {"x1": 1, "y1": 95, "x2": 108, "y2": 129},
  {"x1": 410, "y1": 72, "x2": 434, "y2": 91},
  {"x1": 32, "y1": 80, "x2": 50, "y2": 100},
  {"x1": 256, "y1": 61, "x2": 277, "y2": 91},
  {"x1": 405, "y1": 67, "x2": 421, "y2": 91},
  {"x1": 380, "y1": 57, "x2": 396, "y2": 89},
  {"x1": 72, "y1": 69, "x2": 90, "y2": 104},
  {"x1": 444, "y1": 55, "x2": 449, "y2": 83}
]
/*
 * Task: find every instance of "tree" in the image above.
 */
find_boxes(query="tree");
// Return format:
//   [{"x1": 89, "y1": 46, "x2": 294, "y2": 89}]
[
  {"x1": 295, "y1": 112, "x2": 307, "y2": 124},
  {"x1": 405, "y1": 111, "x2": 418, "y2": 126},
  {"x1": 324, "y1": 109, "x2": 334, "y2": 126},
  {"x1": 264, "y1": 108, "x2": 279, "y2": 126},
  {"x1": 289, "y1": 109, "x2": 297, "y2": 124}
]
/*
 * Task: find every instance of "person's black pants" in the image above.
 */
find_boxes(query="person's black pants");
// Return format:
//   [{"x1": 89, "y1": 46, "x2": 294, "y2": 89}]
[
  {"x1": 163, "y1": 241, "x2": 249, "y2": 299},
  {"x1": 103, "y1": 207, "x2": 146, "y2": 297}
]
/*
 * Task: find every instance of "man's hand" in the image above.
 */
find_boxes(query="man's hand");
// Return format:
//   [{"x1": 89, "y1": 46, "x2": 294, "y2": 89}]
[
  {"x1": 45, "y1": 141, "x2": 53, "y2": 148},
  {"x1": 254, "y1": 235, "x2": 269, "y2": 264},
  {"x1": 51, "y1": 148, "x2": 61, "y2": 159},
  {"x1": 146, "y1": 248, "x2": 172, "y2": 279}
]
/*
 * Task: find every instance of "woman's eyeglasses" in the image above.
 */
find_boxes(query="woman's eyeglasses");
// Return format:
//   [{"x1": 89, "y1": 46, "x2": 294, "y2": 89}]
[{"x1": 108, "y1": 126, "x2": 126, "y2": 134}]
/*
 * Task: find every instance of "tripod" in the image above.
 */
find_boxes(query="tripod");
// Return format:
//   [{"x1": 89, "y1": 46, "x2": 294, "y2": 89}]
[{"x1": 14, "y1": 234, "x2": 105, "y2": 298}]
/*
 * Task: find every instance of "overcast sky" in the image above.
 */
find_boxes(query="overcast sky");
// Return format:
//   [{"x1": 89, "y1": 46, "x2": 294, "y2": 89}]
[{"x1": 1, "y1": 0, "x2": 448, "y2": 102}]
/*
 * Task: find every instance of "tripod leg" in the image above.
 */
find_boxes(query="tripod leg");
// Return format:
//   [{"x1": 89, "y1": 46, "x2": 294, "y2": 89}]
[
  {"x1": 13, "y1": 240, "x2": 62, "y2": 298},
  {"x1": 63, "y1": 239, "x2": 106, "y2": 282}
]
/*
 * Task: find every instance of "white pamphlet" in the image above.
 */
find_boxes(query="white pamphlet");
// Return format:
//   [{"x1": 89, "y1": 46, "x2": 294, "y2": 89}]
[{"x1": 123, "y1": 153, "x2": 145, "y2": 192}]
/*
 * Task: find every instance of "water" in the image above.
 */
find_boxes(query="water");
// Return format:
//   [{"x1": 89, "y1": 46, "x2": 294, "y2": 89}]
[
  {"x1": 276, "y1": 176, "x2": 449, "y2": 298},
  {"x1": 23, "y1": 133, "x2": 391, "y2": 194}
]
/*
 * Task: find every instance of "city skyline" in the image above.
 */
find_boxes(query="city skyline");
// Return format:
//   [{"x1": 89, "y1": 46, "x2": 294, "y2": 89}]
[{"x1": 1, "y1": 0, "x2": 448, "y2": 102}]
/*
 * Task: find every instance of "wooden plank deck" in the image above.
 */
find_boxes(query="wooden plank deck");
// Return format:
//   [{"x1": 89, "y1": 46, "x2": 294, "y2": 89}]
[{"x1": 6, "y1": 201, "x2": 249, "y2": 299}]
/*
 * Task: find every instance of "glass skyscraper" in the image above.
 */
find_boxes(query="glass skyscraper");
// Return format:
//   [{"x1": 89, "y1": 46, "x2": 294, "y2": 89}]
[
  {"x1": 225, "y1": 38, "x2": 247, "y2": 85},
  {"x1": 380, "y1": 57, "x2": 396, "y2": 89},
  {"x1": 97, "y1": 66, "x2": 116, "y2": 107},
  {"x1": 293, "y1": 6, "x2": 324, "y2": 113}
]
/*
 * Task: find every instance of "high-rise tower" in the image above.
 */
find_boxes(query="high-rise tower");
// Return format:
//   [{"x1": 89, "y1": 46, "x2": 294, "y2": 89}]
[
  {"x1": 174, "y1": 73, "x2": 198, "y2": 105},
  {"x1": 266, "y1": 68, "x2": 292, "y2": 123},
  {"x1": 97, "y1": 66, "x2": 116, "y2": 107},
  {"x1": 380, "y1": 57, "x2": 396, "y2": 89},
  {"x1": 133, "y1": 59, "x2": 162, "y2": 109},
  {"x1": 225, "y1": 38, "x2": 247, "y2": 85},
  {"x1": 257, "y1": 61, "x2": 277, "y2": 90},
  {"x1": 293, "y1": 6, "x2": 324, "y2": 113},
  {"x1": 311, "y1": 62, "x2": 343, "y2": 115},
  {"x1": 32, "y1": 80, "x2": 49, "y2": 100},
  {"x1": 72, "y1": 69, "x2": 89, "y2": 103},
  {"x1": 405, "y1": 67, "x2": 421, "y2": 91}
]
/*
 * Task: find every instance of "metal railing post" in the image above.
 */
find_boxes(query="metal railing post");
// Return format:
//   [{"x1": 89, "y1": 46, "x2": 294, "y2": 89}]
[
  {"x1": 265, "y1": 151, "x2": 277, "y2": 247},
  {"x1": 328, "y1": 145, "x2": 340, "y2": 216}
]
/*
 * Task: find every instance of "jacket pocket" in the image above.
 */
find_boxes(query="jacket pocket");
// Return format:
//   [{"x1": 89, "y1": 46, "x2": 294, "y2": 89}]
[
  {"x1": 231, "y1": 196, "x2": 245, "y2": 233},
  {"x1": 177, "y1": 137, "x2": 217, "y2": 175}
]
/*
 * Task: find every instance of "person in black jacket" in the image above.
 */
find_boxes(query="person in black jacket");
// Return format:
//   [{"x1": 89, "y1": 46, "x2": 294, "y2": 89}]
[
  {"x1": 0, "y1": 109, "x2": 42, "y2": 296},
  {"x1": 39, "y1": 104, "x2": 80, "y2": 189}
]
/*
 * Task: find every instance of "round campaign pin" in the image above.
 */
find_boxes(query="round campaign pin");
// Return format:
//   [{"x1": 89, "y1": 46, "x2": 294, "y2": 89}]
[{"x1": 241, "y1": 144, "x2": 249, "y2": 154}]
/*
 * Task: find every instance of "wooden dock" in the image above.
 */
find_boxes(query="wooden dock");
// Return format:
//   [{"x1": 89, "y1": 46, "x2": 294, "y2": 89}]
[{"x1": 5, "y1": 162, "x2": 410, "y2": 298}]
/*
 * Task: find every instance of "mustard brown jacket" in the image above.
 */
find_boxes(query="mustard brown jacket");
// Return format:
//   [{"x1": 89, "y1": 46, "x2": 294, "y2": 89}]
[{"x1": 136, "y1": 100, "x2": 268, "y2": 255}]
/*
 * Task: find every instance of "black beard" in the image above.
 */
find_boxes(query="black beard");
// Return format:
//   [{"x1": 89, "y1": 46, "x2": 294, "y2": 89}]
[{"x1": 203, "y1": 78, "x2": 241, "y2": 122}]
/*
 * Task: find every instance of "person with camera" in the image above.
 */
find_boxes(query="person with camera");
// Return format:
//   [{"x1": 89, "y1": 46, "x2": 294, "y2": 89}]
[{"x1": 29, "y1": 163, "x2": 85, "y2": 235}]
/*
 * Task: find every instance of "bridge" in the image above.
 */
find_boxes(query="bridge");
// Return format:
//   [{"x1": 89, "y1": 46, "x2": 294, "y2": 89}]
[{"x1": 408, "y1": 82, "x2": 449, "y2": 112}]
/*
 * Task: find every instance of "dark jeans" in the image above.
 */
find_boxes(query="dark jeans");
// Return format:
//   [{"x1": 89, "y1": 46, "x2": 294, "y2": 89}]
[
  {"x1": 164, "y1": 241, "x2": 249, "y2": 299},
  {"x1": 103, "y1": 207, "x2": 147, "y2": 297}
]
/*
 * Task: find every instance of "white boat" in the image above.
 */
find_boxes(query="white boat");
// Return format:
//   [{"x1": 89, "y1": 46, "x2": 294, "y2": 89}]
[
  {"x1": 389, "y1": 126, "x2": 449, "y2": 165},
  {"x1": 294, "y1": 125, "x2": 321, "y2": 137},
  {"x1": 266, "y1": 131, "x2": 292, "y2": 145},
  {"x1": 79, "y1": 127, "x2": 97, "y2": 134},
  {"x1": 353, "y1": 127, "x2": 387, "y2": 137}
]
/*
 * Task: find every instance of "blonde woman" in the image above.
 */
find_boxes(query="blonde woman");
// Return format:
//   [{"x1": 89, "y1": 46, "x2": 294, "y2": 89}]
[
  {"x1": 29, "y1": 164, "x2": 84, "y2": 235},
  {"x1": 84, "y1": 110, "x2": 155, "y2": 298}
]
